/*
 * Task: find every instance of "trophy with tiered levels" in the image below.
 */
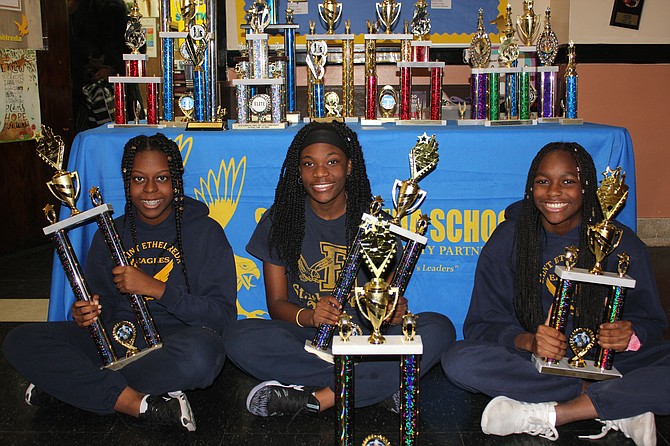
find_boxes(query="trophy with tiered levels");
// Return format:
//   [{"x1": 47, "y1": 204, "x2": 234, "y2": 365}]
[
  {"x1": 36, "y1": 127, "x2": 162, "y2": 370},
  {"x1": 109, "y1": 1, "x2": 162, "y2": 127},
  {"x1": 233, "y1": 1, "x2": 287, "y2": 129},
  {"x1": 532, "y1": 167, "x2": 633, "y2": 380}
]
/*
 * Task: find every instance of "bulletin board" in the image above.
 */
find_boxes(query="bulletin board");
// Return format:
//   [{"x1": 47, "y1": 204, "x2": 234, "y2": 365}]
[{"x1": 227, "y1": 0, "x2": 506, "y2": 50}]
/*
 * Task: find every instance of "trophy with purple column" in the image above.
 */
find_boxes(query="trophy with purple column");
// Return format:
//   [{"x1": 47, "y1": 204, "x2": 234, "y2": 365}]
[{"x1": 536, "y1": 7, "x2": 560, "y2": 122}]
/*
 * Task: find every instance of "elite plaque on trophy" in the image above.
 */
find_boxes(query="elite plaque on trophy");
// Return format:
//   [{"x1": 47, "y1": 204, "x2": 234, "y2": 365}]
[
  {"x1": 36, "y1": 127, "x2": 162, "y2": 370},
  {"x1": 532, "y1": 167, "x2": 634, "y2": 380}
]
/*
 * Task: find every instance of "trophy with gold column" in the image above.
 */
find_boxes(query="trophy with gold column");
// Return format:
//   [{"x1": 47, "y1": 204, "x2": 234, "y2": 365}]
[
  {"x1": 36, "y1": 127, "x2": 162, "y2": 370},
  {"x1": 532, "y1": 167, "x2": 634, "y2": 380},
  {"x1": 306, "y1": 40, "x2": 328, "y2": 119}
]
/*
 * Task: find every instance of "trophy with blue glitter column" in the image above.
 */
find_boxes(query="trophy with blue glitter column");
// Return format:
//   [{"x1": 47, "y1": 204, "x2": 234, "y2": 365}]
[
  {"x1": 306, "y1": 40, "x2": 328, "y2": 119},
  {"x1": 533, "y1": 167, "x2": 633, "y2": 380},
  {"x1": 560, "y1": 41, "x2": 583, "y2": 124},
  {"x1": 284, "y1": 8, "x2": 300, "y2": 123},
  {"x1": 182, "y1": 23, "x2": 211, "y2": 124}
]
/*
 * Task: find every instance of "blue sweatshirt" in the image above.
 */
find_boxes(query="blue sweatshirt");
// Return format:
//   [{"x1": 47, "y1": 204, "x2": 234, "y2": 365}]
[
  {"x1": 464, "y1": 201, "x2": 667, "y2": 350},
  {"x1": 85, "y1": 196, "x2": 237, "y2": 340}
]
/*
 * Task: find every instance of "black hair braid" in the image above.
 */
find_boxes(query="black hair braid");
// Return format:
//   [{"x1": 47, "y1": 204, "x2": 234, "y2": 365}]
[
  {"x1": 513, "y1": 142, "x2": 604, "y2": 333},
  {"x1": 269, "y1": 121, "x2": 372, "y2": 281},
  {"x1": 121, "y1": 133, "x2": 191, "y2": 293}
]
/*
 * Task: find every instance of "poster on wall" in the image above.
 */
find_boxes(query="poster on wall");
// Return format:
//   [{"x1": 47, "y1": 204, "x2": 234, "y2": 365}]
[
  {"x1": 0, "y1": 0, "x2": 44, "y2": 50},
  {"x1": 610, "y1": 0, "x2": 645, "y2": 30},
  {"x1": 0, "y1": 48, "x2": 40, "y2": 143}
]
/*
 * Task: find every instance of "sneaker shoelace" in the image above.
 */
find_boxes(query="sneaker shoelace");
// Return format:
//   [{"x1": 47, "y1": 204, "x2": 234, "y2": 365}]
[
  {"x1": 269, "y1": 387, "x2": 312, "y2": 416},
  {"x1": 578, "y1": 419, "x2": 621, "y2": 441},
  {"x1": 525, "y1": 416, "x2": 559, "y2": 441}
]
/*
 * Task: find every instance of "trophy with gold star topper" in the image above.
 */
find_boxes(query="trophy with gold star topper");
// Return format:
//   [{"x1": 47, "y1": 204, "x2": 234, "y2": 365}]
[{"x1": 532, "y1": 167, "x2": 634, "y2": 380}]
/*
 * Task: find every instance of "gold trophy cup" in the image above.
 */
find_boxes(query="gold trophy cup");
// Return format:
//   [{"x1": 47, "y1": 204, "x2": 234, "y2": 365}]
[
  {"x1": 354, "y1": 219, "x2": 399, "y2": 344},
  {"x1": 318, "y1": 0, "x2": 342, "y2": 34},
  {"x1": 35, "y1": 126, "x2": 82, "y2": 215},
  {"x1": 516, "y1": 0, "x2": 541, "y2": 46},
  {"x1": 376, "y1": 0, "x2": 402, "y2": 34}
]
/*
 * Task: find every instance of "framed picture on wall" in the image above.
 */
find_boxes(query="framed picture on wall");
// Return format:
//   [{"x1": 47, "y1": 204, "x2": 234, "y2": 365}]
[{"x1": 610, "y1": 0, "x2": 645, "y2": 30}]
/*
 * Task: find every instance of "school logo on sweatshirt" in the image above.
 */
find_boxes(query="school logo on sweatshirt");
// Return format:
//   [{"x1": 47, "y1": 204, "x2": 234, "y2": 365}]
[
  {"x1": 293, "y1": 242, "x2": 348, "y2": 309},
  {"x1": 540, "y1": 253, "x2": 567, "y2": 296}
]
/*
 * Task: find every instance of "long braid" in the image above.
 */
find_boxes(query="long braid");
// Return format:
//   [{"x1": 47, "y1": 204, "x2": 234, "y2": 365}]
[
  {"x1": 514, "y1": 142, "x2": 603, "y2": 333},
  {"x1": 121, "y1": 133, "x2": 191, "y2": 292},
  {"x1": 269, "y1": 121, "x2": 372, "y2": 281}
]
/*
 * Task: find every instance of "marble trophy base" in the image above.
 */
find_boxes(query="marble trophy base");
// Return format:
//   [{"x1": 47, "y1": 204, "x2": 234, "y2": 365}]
[
  {"x1": 396, "y1": 119, "x2": 447, "y2": 126},
  {"x1": 232, "y1": 122, "x2": 287, "y2": 130},
  {"x1": 304, "y1": 340, "x2": 335, "y2": 364},
  {"x1": 560, "y1": 118, "x2": 584, "y2": 125},
  {"x1": 43, "y1": 204, "x2": 115, "y2": 234},
  {"x1": 159, "y1": 120, "x2": 188, "y2": 128},
  {"x1": 286, "y1": 112, "x2": 301, "y2": 124},
  {"x1": 105, "y1": 344, "x2": 162, "y2": 371},
  {"x1": 555, "y1": 265, "x2": 636, "y2": 288},
  {"x1": 108, "y1": 122, "x2": 166, "y2": 129},
  {"x1": 333, "y1": 335, "x2": 423, "y2": 356},
  {"x1": 456, "y1": 119, "x2": 485, "y2": 126},
  {"x1": 537, "y1": 117, "x2": 561, "y2": 124},
  {"x1": 531, "y1": 353, "x2": 621, "y2": 381}
]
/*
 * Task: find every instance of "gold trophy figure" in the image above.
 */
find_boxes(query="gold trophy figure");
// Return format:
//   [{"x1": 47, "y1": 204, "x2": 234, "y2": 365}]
[
  {"x1": 324, "y1": 92, "x2": 343, "y2": 118},
  {"x1": 318, "y1": 0, "x2": 342, "y2": 34},
  {"x1": 402, "y1": 312, "x2": 418, "y2": 341},
  {"x1": 35, "y1": 126, "x2": 81, "y2": 215},
  {"x1": 498, "y1": 4, "x2": 519, "y2": 68},
  {"x1": 469, "y1": 8, "x2": 491, "y2": 68},
  {"x1": 125, "y1": 1, "x2": 146, "y2": 54},
  {"x1": 338, "y1": 312, "x2": 354, "y2": 342},
  {"x1": 516, "y1": 0, "x2": 541, "y2": 46},
  {"x1": 177, "y1": 0, "x2": 199, "y2": 26},
  {"x1": 588, "y1": 167, "x2": 628, "y2": 274},
  {"x1": 411, "y1": 0, "x2": 430, "y2": 40},
  {"x1": 354, "y1": 220, "x2": 400, "y2": 344},
  {"x1": 248, "y1": 0, "x2": 271, "y2": 33},
  {"x1": 376, "y1": 0, "x2": 402, "y2": 34},
  {"x1": 391, "y1": 132, "x2": 439, "y2": 224}
]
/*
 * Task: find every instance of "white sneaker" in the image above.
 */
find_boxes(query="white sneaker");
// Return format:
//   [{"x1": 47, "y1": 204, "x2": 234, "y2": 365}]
[
  {"x1": 481, "y1": 395, "x2": 559, "y2": 441},
  {"x1": 579, "y1": 412, "x2": 656, "y2": 446}
]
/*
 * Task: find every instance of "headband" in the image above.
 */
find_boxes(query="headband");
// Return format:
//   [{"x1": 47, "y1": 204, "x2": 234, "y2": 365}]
[{"x1": 299, "y1": 123, "x2": 350, "y2": 157}]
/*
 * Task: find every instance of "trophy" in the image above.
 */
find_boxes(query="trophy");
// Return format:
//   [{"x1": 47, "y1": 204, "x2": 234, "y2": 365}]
[
  {"x1": 468, "y1": 9, "x2": 491, "y2": 121},
  {"x1": 36, "y1": 127, "x2": 161, "y2": 370},
  {"x1": 306, "y1": 40, "x2": 328, "y2": 119},
  {"x1": 376, "y1": 0, "x2": 401, "y2": 34},
  {"x1": 516, "y1": 0, "x2": 541, "y2": 46},
  {"x1": 411, "y1": 0, "x2": 430, "y2": 41},
  {"x1": 561, "y1": 41, "x2": 583, "y2": 124},
  {"x1": 354, "y1": 219, "x2": 400, "y2": 344},
  {"x1": 125, "y1": 1, "x2": 146, "y2": 55},
  {"x1": 364, "y1": 20, "x2": 379, "y2": 120},
  {"x1": 532, "y1": 167, "x2": 634, "y2": 380},
  {"x1": 182, "y1": 25, "x2": 212, "y2": 125},
  {"x1": 536, "y1": 7, "x2": 559, "y2": 121},
  {"x1": 318, "y1": 0, "x2": 342, "y2": 34}
]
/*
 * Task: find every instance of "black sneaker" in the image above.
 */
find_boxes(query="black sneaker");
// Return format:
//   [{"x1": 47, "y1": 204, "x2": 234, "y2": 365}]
[
  {"x1": 379, "y1": 391, "x2": 400, "y2": 414},
  {"x1": 25, "y1": 383, "x2": 63, "y2": 408},
  {"x1": 138, "y1": 391, "x2": 196, "y2": 432},
  {"x1": 246, "y1": 380, "x2": 320, "y2": 417}
]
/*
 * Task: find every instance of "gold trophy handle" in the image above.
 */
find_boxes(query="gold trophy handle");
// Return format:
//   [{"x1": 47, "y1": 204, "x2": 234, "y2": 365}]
[{"x1": 354, "y1": 288, "x2": 372, "y2": 324}]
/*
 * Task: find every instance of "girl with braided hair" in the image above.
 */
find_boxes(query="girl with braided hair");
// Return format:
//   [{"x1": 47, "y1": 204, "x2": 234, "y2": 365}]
[
  {"x1": 224, "y1": 121, "x2": 455, "y2": 417},
  {"x1": 442, "y1": 142, "x2": 670, "y2": 445},
  {"x1": 4, "y1": 133, "x2": 237, "y2": 432}
]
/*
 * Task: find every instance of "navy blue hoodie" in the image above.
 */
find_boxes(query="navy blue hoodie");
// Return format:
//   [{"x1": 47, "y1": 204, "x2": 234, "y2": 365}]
[
  {"x1": 85, "y1": 196, "x2": 237, "y2": 341},
  {"x1": 464, "y1": 201, "x2": 667, "y2": 351}
]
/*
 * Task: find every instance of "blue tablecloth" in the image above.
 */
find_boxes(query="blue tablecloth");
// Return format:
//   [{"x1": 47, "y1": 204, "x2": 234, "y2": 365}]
[{"x1": 48, "y1": 122, "x2": 636, "y2": 337}]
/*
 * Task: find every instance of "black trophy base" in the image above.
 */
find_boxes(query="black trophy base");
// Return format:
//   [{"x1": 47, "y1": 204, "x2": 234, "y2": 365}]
[
  {"x1": 104, "y1": 344, "x2": 162, "y2": 371},
  {"x1": 531, "y1": 353, "x2": 621, "y2": 381}
]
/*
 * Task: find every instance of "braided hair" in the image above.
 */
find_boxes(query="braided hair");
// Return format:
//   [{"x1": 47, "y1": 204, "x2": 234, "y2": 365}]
[
  {"x1": 513, "y1": 142, "x2": 603, "y2": 334},
  {"x1": 120, "y1": 133, "x2": 190, "y2": 292},
  {"x1": 268, "y1": 121, "x2": 372, "y2": 281}
]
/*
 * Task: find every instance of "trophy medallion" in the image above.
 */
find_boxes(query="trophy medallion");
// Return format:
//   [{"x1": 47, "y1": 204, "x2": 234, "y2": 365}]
[
  {"x1": 324, "y1": 92, "x2": 343, "y2": 118},
  {"x1": 250, "y1": 93, "x2": 272, "y2": 122},
  {"x1": 568, "y1": 328, "x2": 596, "y2": 368},
  {"x1": 362, "y1": 434, "x2": 391, "y2": 446},
  {"x1": 469, "y1": 9, "x2": 491, "y2": 69},
  {"x1": 537, "y1": 7, "x2": 558, "y2": 66},
  {"x1": 113, "y1": 321, "x2": 140, "y2": 358},
  {"x1": 378, "y1": 85, "x2": 398, "y2": 119},
  {"x1": 178, "y1": 94, "x2": 195, "y2": 122}
]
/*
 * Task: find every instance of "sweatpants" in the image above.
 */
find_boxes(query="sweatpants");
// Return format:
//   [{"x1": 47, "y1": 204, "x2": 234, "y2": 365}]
[
  {"x1": 442, "y1": 339, "x2": 670, "y2": 420},
  {"x1": 223, "y1": 311, "x2": 455, "y2": 408},
  {"x1": 3, "y1": 321, "x2": 226, "y2": 415}
]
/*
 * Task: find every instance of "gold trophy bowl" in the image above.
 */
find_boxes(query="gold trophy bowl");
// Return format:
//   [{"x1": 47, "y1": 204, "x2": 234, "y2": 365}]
[
  {"x1": 376, "y1": 0, "x2": 402, "y2": 34},
  {"x1": 318, "y1": 0, "x2": 342, "y2": 34},
  {"x1": 516, "y1": 0, "x2": 541, "y2": 45},
  {"x1": 588, "y1": 222, "x2": 623, "y2": 275},
  {"x1": 46, "y1": 171, "x2": 81, "y2": 215},
  {"x1": 355, "y1": 278, "x2": 399, "y2": 344}
]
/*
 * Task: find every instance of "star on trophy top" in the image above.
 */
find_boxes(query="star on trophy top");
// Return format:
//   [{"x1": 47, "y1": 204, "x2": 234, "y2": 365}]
[
  {"x1": 409, "y1": 132, "x2": 439, "y2": 182},
  {"x1": 597, "y1": 166, "x2": 629, "y2": 221},
  {"x1": 360, "y1": 219, "x2": 398, "y2": 279},
  {"x1": 35, "y1": 125, "x2": 66, "y2": 171}
]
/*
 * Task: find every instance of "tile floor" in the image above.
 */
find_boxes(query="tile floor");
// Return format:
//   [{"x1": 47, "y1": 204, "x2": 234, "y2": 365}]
[{"x1": 0, "y1": 243, "x2": 669, "y2": 445}]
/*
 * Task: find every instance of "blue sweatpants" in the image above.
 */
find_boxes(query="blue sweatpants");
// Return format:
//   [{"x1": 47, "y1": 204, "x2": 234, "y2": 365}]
[
  {"x1": 223, "y1": 312, "x2": 455, "y2": 408},
  {"x1": 3, "y1": 321, "x2": 226, "y2": 415},
  {"x1": 442, "y1": 339, "x2": 670, "y2": 420}
]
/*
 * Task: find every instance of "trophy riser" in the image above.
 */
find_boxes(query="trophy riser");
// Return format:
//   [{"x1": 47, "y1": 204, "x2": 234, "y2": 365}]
[
  {"x1": 531, "y1": 354, "x2": 621, "y2": 381},
  {"x1": 104, "y1": 344, "x2": 162, "y2": 371},
  {"x1": 43, "y1": 204, "x2": 113, "y2": 235}
]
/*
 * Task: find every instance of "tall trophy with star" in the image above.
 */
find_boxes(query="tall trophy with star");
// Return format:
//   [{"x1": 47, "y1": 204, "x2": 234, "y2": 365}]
[
  {"x1": 36, "y1": 127, "x2": 162, "y2": 370},
  {"x1": 532, "y1": 167, "x2": 634, "y2": 380}
]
